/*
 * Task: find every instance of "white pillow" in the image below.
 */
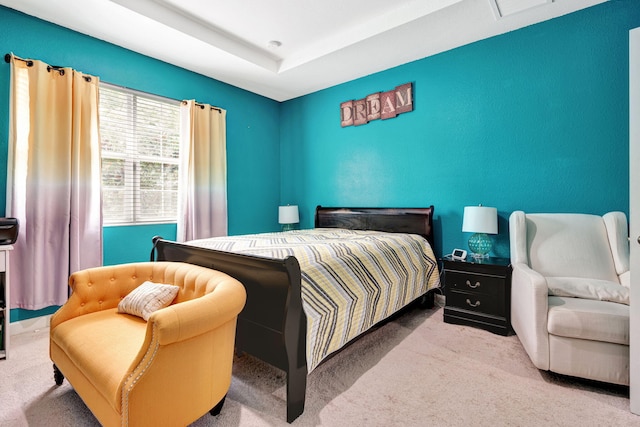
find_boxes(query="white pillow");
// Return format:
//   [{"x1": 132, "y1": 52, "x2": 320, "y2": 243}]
[
  {"x1": 118, "y1": 281, "x2": 180, "y2": 321},
  {"x1": 546, "y1": 277, "x2": 629, "y2": 305}
]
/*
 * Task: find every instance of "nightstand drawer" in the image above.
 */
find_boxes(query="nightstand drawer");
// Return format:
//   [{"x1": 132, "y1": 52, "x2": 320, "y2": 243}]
[
  {"x1": 445, "y1": 271, "x2": 505, "y2": 298},
  {"x1": 446, "y1": 289, "x2": 505, "y2": 317}
]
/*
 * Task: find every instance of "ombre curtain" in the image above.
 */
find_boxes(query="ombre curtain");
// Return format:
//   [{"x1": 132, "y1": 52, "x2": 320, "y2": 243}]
[
  {"x1": 6, "y1": 55, "x2": 102, "y2": 309},
  {"x1": 177, "y1": 100, "x2": 228, "y2": 242}
]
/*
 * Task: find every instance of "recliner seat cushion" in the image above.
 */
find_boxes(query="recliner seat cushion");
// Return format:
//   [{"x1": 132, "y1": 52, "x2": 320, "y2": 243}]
[
  {"x1": 50, "y1": 308, "x2": 147, "y2": 412},
  {"x1": 547, "y1": 296, "x2": 629, "y2": 345}
]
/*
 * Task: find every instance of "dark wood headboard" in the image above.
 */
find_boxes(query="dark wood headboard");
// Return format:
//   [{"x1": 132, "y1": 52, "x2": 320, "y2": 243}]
[{"x1": 314, "y1": 205, "x2": 435, "y2": 249}]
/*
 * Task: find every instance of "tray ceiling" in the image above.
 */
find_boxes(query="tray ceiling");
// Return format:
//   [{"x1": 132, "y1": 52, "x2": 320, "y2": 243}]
[{"x1": 0, "y1": 0, "x2": 605, "y2": 101}]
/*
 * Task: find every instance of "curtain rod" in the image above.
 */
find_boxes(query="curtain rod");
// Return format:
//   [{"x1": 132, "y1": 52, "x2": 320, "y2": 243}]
[
  {"x1": 5, "y1": 53, "x2": 222, "y2": 112},
  {"x1": 5, "y1": 53, "x2": 64, "y2": 70},
  {"x1": 103, "y1": 82, "x2": 220, "y2": 113},
  {"x1": 181, "y1": 100, "x2": 222, "y2": 113},
  {"x1": 4, "y1": 53, "x2": 92, "y2": 81},
  {"x1": 101, "y1": 81, "x2": 181, "y2": 105},
  {"x1": 4, "y1": 53, "x2": 32, "y2": 66}
]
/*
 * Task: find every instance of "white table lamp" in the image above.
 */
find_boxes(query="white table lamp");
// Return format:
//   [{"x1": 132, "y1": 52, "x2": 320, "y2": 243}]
[
  {"x1": 279, "y1": 205, "x2": 299, "y2": 231},
  {"x1": 462, "y1": 205, "x2": 498, "y2": 258}
]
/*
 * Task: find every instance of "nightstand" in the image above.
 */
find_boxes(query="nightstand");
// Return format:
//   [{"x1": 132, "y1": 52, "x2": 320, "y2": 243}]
[{"x1": 442, "y1": 256, "x2": 513, "y2": 336}]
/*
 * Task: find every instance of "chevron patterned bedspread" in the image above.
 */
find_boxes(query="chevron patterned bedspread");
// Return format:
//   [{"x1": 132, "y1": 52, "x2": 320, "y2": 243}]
[{"x1": 186, "y1": 228, "x2": 440, "y2": 371}]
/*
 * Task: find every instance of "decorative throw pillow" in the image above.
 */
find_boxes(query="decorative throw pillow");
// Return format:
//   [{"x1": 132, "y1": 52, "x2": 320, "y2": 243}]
[
  {"x1": 547, "y1": 277, "x2": 629, "y2": 305},
  {"x1": 118, "y1": 281, "x2": 180, "y2": 321}
]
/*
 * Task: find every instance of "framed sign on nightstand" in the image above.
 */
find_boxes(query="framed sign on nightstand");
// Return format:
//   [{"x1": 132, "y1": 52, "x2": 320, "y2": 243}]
[{"x1": 441, "y1": 256, "x2": 513, "y2": 336}]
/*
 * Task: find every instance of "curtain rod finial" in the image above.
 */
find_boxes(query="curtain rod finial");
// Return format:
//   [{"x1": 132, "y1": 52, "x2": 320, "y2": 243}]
[{"x1": 4, "y1": 53, "x2": 11, "y2": 64}]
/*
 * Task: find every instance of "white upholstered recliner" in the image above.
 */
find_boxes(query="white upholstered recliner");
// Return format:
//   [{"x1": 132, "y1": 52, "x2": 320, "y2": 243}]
[{"x1": 509, "y1": 211, "x2": 630, "y2": 385}]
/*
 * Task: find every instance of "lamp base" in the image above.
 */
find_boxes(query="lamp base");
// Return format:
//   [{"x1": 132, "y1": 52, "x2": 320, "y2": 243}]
[
  {"x1": 281, "y1": 224, "x2": 296, "y2": 232},
  {"x1": 468, "y1": 232, "x2": 492, "y2": 258}
]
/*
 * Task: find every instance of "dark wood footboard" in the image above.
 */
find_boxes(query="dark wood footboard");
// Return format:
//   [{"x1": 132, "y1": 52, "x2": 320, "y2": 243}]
[{"x1": 151, "y1": 237, "x2": 308, "y2": 422}]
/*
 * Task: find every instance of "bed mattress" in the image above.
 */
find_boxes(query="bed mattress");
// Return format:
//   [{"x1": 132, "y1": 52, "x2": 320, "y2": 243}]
[{"x1": 186, "y1": 228, "x2": 440, "y2": 370}]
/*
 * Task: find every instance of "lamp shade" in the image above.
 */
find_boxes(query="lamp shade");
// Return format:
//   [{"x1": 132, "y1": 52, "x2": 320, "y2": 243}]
[
  {"x1": 462, "y1": 206, "x2": 498, "y2": 234},
  {"x1": 278, "y1": 205, "x2": 299, "y2": 224}
]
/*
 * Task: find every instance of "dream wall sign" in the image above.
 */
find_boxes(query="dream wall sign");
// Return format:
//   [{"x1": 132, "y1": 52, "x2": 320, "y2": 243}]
[{"x1": 340, "y1": 82, "x2": 413, "y2": 127}]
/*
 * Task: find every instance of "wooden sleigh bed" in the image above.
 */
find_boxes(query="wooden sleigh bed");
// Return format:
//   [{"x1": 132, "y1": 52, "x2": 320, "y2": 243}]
[{"x1": 150, "y1": 206, "x2": 440, "y2": 422}]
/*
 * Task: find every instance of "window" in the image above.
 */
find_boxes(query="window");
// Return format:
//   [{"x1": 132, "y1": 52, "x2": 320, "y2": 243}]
[{"x1": 99, "y1": 84, "x2": 181, "y2": 225}]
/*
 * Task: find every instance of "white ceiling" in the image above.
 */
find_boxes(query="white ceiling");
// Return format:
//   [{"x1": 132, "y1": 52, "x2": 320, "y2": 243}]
[{"x1": 1, "y1": 0, "x2": 606, "y2": 102}]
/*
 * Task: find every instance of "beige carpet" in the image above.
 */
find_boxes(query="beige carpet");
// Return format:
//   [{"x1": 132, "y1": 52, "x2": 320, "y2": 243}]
[{"x1": 0, "y1": 303, "x2": 636, "y2": 426}]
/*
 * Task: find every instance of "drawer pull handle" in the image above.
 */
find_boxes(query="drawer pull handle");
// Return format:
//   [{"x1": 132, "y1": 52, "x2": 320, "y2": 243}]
[
  {"x1": 466, "y1": 299, "x2": 481, "y2": 308},
  {"x1": 466, "y1": 280, "x2": 481, "y2": 289}
]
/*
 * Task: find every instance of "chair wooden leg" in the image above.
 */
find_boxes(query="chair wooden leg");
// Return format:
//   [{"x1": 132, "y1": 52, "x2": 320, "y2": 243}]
[
  {"x1": 53, "y1": 364, "x2": 64, "y2": 386},
  {"x1": 209, "y1": 394, "x2": 226, "y2": 416}
]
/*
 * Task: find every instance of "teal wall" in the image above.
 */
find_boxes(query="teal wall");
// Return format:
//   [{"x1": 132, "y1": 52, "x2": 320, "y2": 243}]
[
  {"x1": 3, "y1": 1, "x2": 640, "y2": 321},
  {"x1": 280, "y1": 0, "x2": 640, "y2": 259},
  {"x1": 103, "y1": 224, "x2": 177, "y2": 266},
  {"x1": 0, "y1": 6, "x2": 282, "y2": 321}
]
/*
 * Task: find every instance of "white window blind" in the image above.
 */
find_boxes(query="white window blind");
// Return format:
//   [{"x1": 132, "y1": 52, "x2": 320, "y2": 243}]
[{"x1": 99, "y1": 84, "x2": 181, "y2": 225}]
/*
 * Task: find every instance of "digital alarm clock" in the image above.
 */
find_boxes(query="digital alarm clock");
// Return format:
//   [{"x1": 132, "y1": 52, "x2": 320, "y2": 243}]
[{"x1": 451, "y1": 248, "x2": 467, "y2": 261}]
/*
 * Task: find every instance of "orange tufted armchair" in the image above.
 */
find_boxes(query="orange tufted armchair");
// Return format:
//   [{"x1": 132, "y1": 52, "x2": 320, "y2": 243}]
[{"x1": 49, "y1": 261, "x2": 246, "y2": 426}]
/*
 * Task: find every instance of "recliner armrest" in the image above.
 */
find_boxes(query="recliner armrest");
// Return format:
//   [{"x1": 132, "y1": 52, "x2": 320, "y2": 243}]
[
  {"x1": 511, "y1": 262, "x2": 550, "y2": 370},
  {"x1": 512, "y1": 262, "x2": 547, "y2": 294},
  {"x1": 603, "y1": 211, "x2": 630, "y2": 282}
]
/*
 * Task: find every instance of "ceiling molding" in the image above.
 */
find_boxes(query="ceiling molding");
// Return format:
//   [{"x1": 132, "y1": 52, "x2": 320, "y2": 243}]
[
  {"x1": 109, "y1": 0, "x2": 280, "y2": 72},
  {"x1": 0, "y1": 0, "x2": 606, "y2": 101},
  {"x1": 278, "y1": 0, "x2": 464, "y2": 73}
]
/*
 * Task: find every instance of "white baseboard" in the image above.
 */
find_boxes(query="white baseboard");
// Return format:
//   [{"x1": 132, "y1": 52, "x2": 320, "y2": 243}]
[{"x1": 10, "y1": 315, "x2": 51, "y2": 336}]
